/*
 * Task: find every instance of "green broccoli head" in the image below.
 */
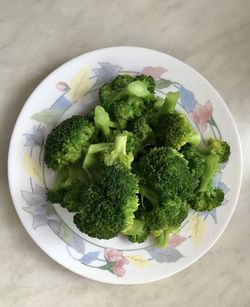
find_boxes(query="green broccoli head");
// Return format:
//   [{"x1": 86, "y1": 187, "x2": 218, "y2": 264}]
[
  {"x1": 99, "y1": 78, "x2": 153, "y2": 125},
  {"x1": 191, "y1": 188, "x2": 224, "y2": 211},
  {"x1": 44, "y1": 115, "x2": 95, "y2": 170},
  {"x1": 135, "y1": 74, "x2": 156, "y2": 93},
  {"x1": 144, "y1": 197, "x2": 189, "y2": 248},
  {"x1": 113, "y1": 96, "x2": 145, "y2": 121},
  {"x1": 206, "y1": 138, "x2": 231, "y2": 163},
  {"x1": 155, "y1": 111, "x2": 200, "y2": 149},
  {"x1": 190, "y1": 153, "x2": 224, "y2": 211},
  {"x1": 127, "y1": 115, "x2": 153, "y2": 142},
  {"x1": 103, "y1": 134, "x2": 134, "y2": 169},
  {"x1": 73, "y1": 165, "x2": 139, "y2": 239},
  {"x1": 111, "y1": 74, "x2": 135, "y2": 89},
  {"x1": 136, "y1": 147, "x2": 198, "y2": 201},
  {"x1": 180, "y1": 144, "x2": 206, "y2": 180}
]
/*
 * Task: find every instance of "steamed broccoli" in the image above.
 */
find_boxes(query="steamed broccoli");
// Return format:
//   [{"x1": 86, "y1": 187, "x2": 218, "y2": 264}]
[
  {"x1": 94, "y1": 106, "x2": 116, "y2": 141},
  {"x1": 155, "y1": 112, "x2": 201, "y2": 149},
  {"x1": 190, "y1": 153, "x2": 224, "y2": 211},
  {"x1": 127, "y1": 116, "x2": 153, "y2": 143},
  {"x1": 44, "y1": 115, "x2": 95, "y2": 170},
  {"x1": 99, "y1": 76, "x2": 153, "y2": 124},
  {"x1": 138, "y1": 183, "x2": 189, "y2": 247},
  {"x1": 135, "y1": 74, "x2": 156, "y2": 93},
  {"x1": 189, "y1": 139, "x2": 230, "y2": 211},
  {"x1": 73, "y1": 165, "x2": 139, "y2": 239},
  {"x1": 180, "y1": 144, "x2": 206, "y2": 180},
  {"x1": 111, "y1": 74, "x2": 135, "y2": 89},
  {"x1": 103, "y1": 134, "x2": 134, "y2": 169},
  {"x1": 206, "y1": 138, "x2": 231, "y2": 163},
  {"x1": 136, "y1": 147, "x2": 198, "y2": 201}
]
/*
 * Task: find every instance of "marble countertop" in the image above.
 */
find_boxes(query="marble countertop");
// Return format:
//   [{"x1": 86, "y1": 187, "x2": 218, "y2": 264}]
[{"x1": 1, "y1": 1, "x2": 249, "y2": 306}]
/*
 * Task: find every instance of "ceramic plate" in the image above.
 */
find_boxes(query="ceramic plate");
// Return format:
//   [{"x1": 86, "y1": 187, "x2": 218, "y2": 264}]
[{"x1": 8, "y1": 47, "x2": 242, "y2": 284}]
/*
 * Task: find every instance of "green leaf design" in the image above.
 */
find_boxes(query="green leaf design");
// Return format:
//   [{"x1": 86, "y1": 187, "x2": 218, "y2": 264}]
[
  {"x1": 209, "y1": 117, "x2": 217, "y2": 127},
  {"x1": 155, "y1": 79, "x2": 173, "y2": 89},
  {"x1": 31, "y1": 109, "x2": 64, "y2": 125}
]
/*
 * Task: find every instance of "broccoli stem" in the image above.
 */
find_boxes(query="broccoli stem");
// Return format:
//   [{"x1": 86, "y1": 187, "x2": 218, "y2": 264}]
[
  {"x1": 94, "y1": 106, "x2": 113, "y2": 140},
  {"x1": 122, "y1": 219, "x2": 145, "y2": 236},
  {"x1": 139, "y1": 184, "x2": 159, "y2": 207},
  {"x1": 199, "y1": 153, "x2": 220, "y2": 192},
  {"x1": 152, "y1": 227, "x2": 177, "y2": 248},
  {"x1": 115, "y1": 80, "x2": 152, "y2": 101},
  {"x1": 114, "y1": 135, "x2": 127, "y2": 156},
  {"x1": 83, "y1": 143, "x2": 113, "y2": 179},
  {"x1": 158, "y1": 91, "x2": 179, "y2": 115},
  {"x1": 189, "y1": 131, "x2": 201, "y2": 146}
]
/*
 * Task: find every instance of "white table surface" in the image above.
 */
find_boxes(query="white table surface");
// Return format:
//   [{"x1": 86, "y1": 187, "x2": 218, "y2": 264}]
[{"x1": 1, "y1": 1, "x2": 249, "y2": 306}]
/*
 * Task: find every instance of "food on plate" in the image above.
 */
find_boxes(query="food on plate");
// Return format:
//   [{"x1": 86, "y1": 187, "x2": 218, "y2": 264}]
[{"x1": 44, "y1": 74, "x2": 230, "y2": 247}]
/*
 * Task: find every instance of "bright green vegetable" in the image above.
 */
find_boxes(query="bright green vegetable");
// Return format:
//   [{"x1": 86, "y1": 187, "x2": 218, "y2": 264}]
[
  {"x1": 44, "y1": 73, "x2": 231, "y2": 247},
  {"x1": 44, "y1": 115, "x2": 95, "y2": 170}
]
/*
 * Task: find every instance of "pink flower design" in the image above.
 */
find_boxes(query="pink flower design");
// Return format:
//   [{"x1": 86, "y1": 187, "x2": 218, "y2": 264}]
[
  {"x1": 189, "y1": 100, "x2": 213, "y2": 132},
  {"x1": 104, "y1": 248, "x2": 129, "y2": 277},
  {"x1": 56, "y1": 81, "x2": 69, "y2": 91},
  {"x1": 141, "y1": 66, "x2": 167, "y2": 79}
]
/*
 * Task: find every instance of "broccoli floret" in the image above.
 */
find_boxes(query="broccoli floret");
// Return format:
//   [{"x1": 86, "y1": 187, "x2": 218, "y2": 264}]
[
  {"x1": 103, "y1": 134, "x2": 134, "y2": 169},
  {"x1": 136, "y1": 147, "x2": 197, "y2": 201},
  {"x1": 46, "y1": 164, "x2": 86, "y2": 207},
  {"x1": 127, "y1": 116, "x2": 153, "y2": 142},
  {"x1": 73, "y1": 165, "x2": 139, "y2": 239},
  {"x1": 135, "y1": 74, "x2": 156, "y2": 93},
  {"x1": 82, "y1": 142, "x2": 113, "y2": 179},
  {"x1": 139, "y1": 184, "x2": 189, "y2": 247},
  {"x1": 206, "y1": 138, "x2": 231, "y2": 163},
  {"x1": 111, "y1": 74, "x2": 135, "y2": 89},
  {"x1": 99, "y1": 79, "x2": 152, "y2": 124},
  {"x1": 191, "y1": 153, "x2": 224, "y2": 211},
  {"x1": 44, "y1": 115, "x2": 95, "y2": 170},
  {"x1": 180, "y1": 144, "x2": 206, "y2": 180},
  {"x1": 113, "y1": 96, "x2": 145, "y2": 121},
  {"x1": 155, "y1": 112, "x2": 200, "y2": 149}
]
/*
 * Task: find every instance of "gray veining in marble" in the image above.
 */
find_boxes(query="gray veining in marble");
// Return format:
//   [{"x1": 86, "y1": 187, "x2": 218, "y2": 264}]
[{"x1": 0, "y1": 0, "x2": 250, "y2": 306}]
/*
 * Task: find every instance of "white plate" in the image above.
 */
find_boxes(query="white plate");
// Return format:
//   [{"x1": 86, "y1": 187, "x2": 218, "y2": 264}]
[{"x1": 8, "y1": 47, "x2": 242, "y2": 284}]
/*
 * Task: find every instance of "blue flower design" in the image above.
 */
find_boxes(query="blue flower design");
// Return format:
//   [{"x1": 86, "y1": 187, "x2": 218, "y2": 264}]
[
  {"x1": 179, "y1": 85, "x2": 196, "y2": 112},
  {"x1": 92, "y1": 62, "x2": 121, "y2": 84},
  {"x1": 23, "y1": 125, "x2": 44, "y2": 147},
  {"x1": 22, "y1": 184, "x2": 61, "y2": 230}
]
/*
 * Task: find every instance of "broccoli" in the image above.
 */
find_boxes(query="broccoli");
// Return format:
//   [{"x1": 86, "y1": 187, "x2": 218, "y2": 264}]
[
  {"x1": 94, "y1": 106, "x2": 116, "y2": 141},
  {"x1": 190, "y1": 152, "x2": 224, "y2": 211},
  {"x1": 147, "y1": 91, "x2": 179, "y2": 128},
  {"x1": 111, "y1": 74, "x2": 135, "y2": 89},
  {"x1": 44, "y1": 115, "x2": 95, "y2": 170},
  {"x1": 139, "y1": 184, "x2": 189, "y2": 247},
  {"x1": 136, "y1": 147, "x2": 198, "y2": 201},
  {"x1": 99, "y1": 77, "x2": 153, "y2": 124},
  {"x1": 180, "y1": 144, "x2": 206, "y2": 180},
  {"x1": 206, "y1": 138, "x2": 231, "y2": 163},
  {"x1": 103, "y1": 134, "x2": 134, "y2": 169},
  {"x1": 73, "y1": 165, "x2": 139, "y2": 239},
  {"x1": 158, "y1": 91, "x2": 180, "y2": 114},
  {"x1": 46, "y1": 163, "x2": 86, "y2": 207},
  {"x1": 155, "y1": 111, "x2": 201, "y2": 149},
  {"x1": 127, "y1": 116, "x2": 153, "y2": 143},
  {"x1": 135, "y1": 74, "x2": 156, "y2": 93}
]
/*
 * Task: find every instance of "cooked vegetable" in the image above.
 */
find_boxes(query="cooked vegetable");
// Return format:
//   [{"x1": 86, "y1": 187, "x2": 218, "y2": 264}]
[
  {"x1": 44, "y1": 115, "x2": 95, "y2": 170},
  {"x1": 44, "y1": 73, "x2": 231, "y2": 247}
]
